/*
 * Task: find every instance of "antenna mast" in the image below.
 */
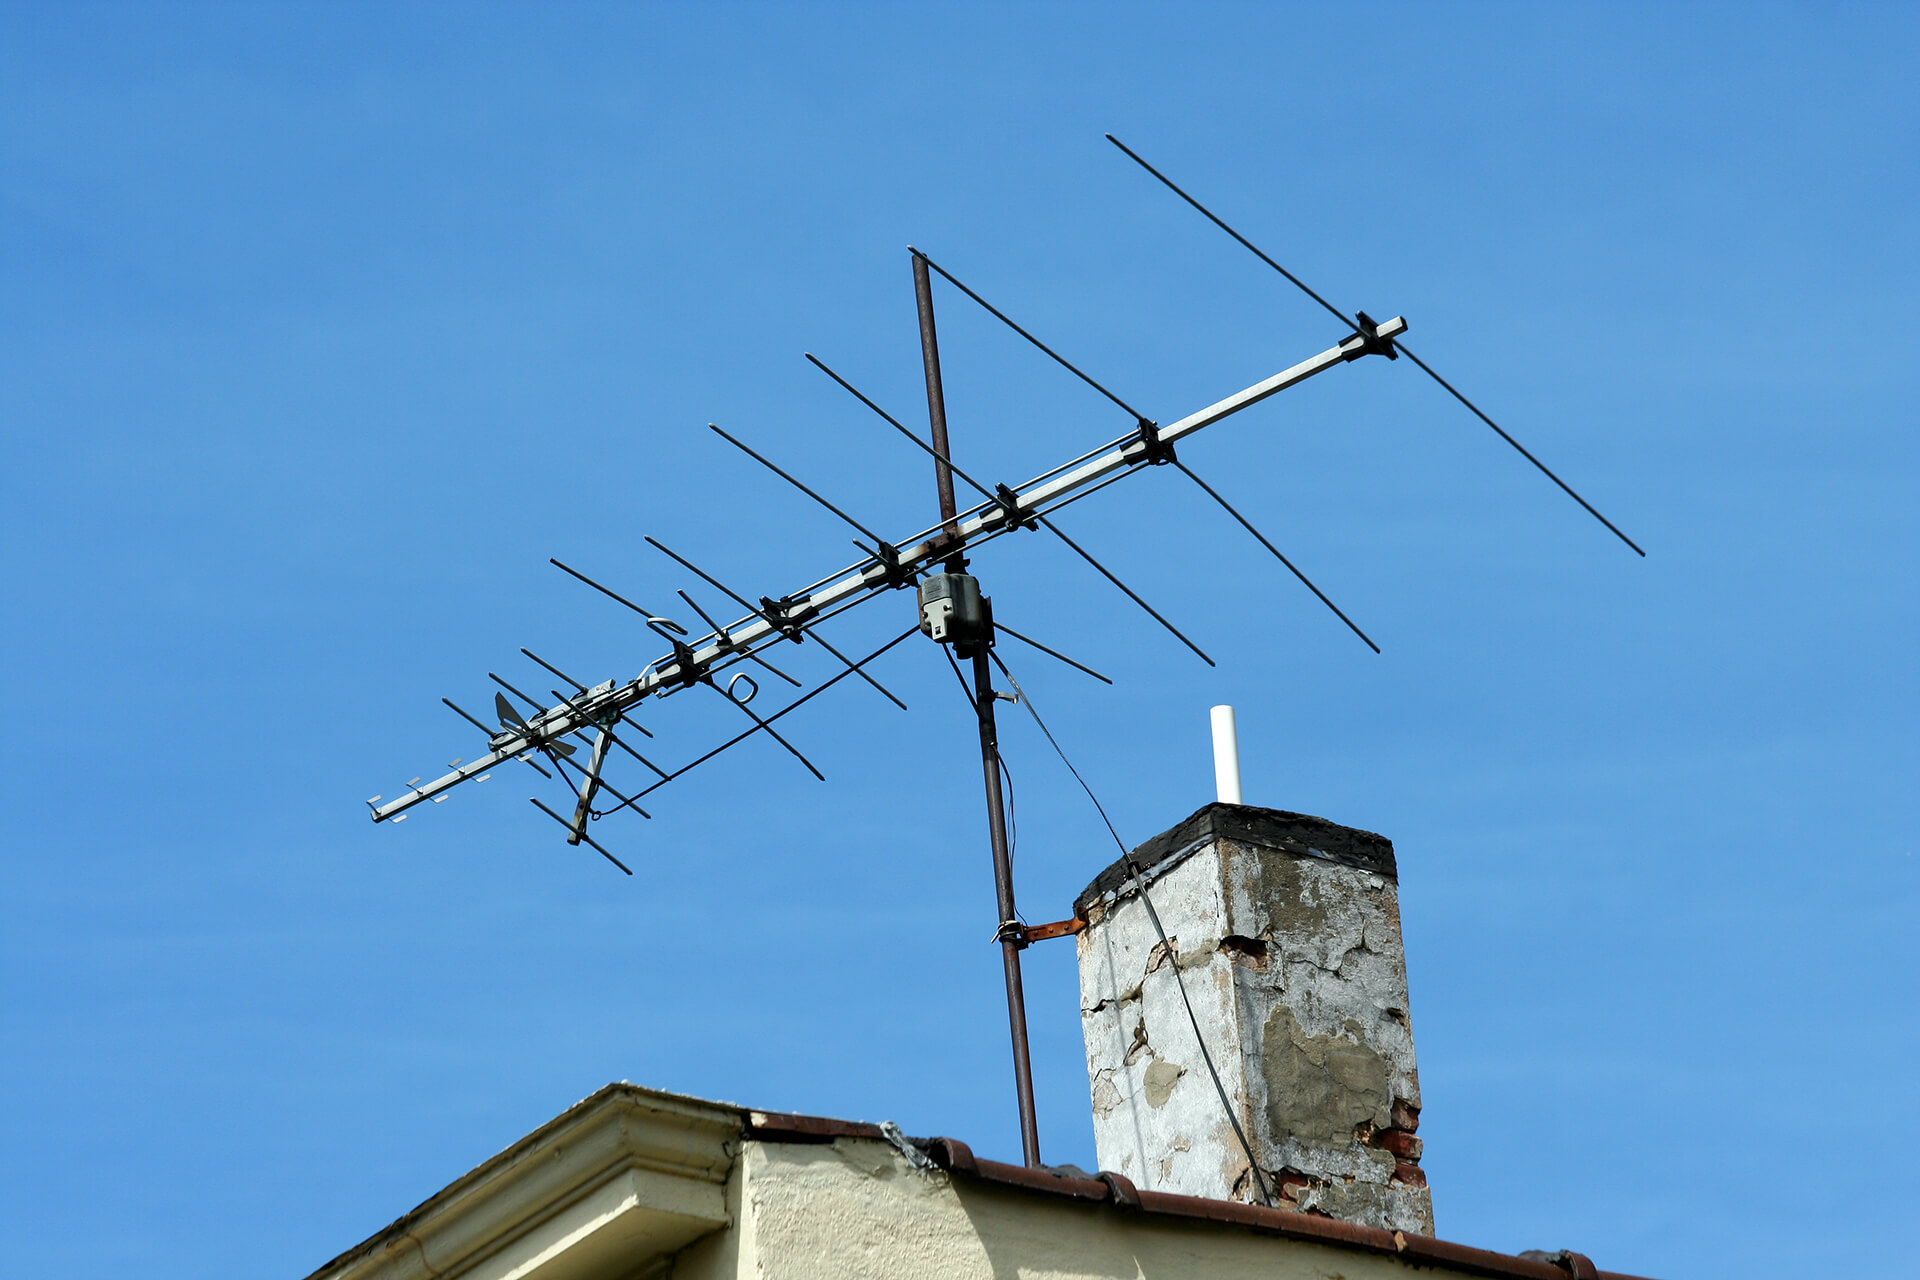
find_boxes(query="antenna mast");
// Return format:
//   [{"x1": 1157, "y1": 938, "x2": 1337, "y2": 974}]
[{"x1": 914, "y1": 253, "x2": 1041, "y2": 1167}]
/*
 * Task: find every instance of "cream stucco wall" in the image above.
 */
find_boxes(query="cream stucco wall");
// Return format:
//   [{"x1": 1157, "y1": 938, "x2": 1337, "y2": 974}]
[
  {"x1": 304, "y1": 1085, "x2": 1608, "y2": 1280},
  {"x1": 673, "y1": 1138, "x2": 1421, "y2": 1280}
]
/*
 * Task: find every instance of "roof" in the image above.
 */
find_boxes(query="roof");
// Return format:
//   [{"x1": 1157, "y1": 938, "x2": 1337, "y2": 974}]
[
  {"x1": 748, "y1": 1108, "x2": 1638, "y2": 1280},
  {"x1": 306, "y1": 1082, "x2": 1650, "y2": 1280}
]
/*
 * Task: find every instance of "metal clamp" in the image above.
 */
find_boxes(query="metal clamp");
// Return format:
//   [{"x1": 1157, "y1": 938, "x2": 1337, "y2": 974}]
[
  {"x1": 661, "y1": 637, "x2": 706, "y2": 690},
  {"x1": 991, "y1": 483, "x2": 1039, "y2": 534},
  {"x1": 1339, "y1": 310, "x2": 1401, "y2": 362},
  {"x1": 1022, "y1": 915, "x2": 1088, "y2": 943},
  {"x1": 861, "y1": 540, "x2": 918, "y2": 590},
  {"x1": 758, "y1": 593, "x2": 820, "y2": 639},
  {"x1": 1132, "y1": 416, "x2": 1177, "y2": 465}
]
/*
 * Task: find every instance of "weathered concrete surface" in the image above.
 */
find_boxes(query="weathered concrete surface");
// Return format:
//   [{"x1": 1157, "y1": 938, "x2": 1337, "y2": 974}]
[{"x1": 1077, "y1": 803, "x2": 1435, "y2": 1235}]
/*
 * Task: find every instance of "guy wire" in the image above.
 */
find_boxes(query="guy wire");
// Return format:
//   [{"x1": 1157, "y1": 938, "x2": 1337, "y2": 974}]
[
  {"x1": 987, "y1": 648, "x2": 1276, "y2": 1208},
  {"x1": 945, "y1": 643, "x2": 1019, "y2": 865}
]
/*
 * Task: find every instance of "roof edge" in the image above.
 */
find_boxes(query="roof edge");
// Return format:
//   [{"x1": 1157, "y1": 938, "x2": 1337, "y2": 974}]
[
  {"x1": 303, "y1": 1088, "x2": 1656, "y2": 1280},
  {"x1": 916, "y1": 1135, "x2": 1653, "y2": 1280},
  {"x1": 302, "y1": 1083, "x2": 742, "y2": 1280}
]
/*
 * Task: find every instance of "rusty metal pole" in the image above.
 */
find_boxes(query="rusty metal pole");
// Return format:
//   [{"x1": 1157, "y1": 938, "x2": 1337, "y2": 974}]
[
  {"x1": 971, "y1": 644, "x2": 1040, "y2": 1167},
  {"x1": 914, "y1": 253, "x2": 963, "y2": 552},
  {"x1": 914, "y1": 252, "x2": 1042, "y2": 1169}
]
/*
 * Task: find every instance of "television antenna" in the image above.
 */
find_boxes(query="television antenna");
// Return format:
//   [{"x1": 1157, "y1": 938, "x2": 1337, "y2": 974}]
[{"x1": 365, "y1": 135, "x2": 1641, "y2": 1170}]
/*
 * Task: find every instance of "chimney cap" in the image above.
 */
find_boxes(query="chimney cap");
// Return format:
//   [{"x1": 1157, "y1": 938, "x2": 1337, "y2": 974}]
[{"x1": 1074, "y1": 802, "x2": 1397, "y2": 919}]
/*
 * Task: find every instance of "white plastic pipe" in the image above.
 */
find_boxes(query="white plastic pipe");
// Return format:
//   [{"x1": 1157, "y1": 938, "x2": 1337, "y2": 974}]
[{"x1": 1210, "y1": 705, "x2": 1242, "y2": 804}]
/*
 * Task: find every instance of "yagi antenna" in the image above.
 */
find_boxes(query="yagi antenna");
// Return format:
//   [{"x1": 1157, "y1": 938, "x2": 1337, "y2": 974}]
[
  {"x1": 910, "y1": 247, "x2": 1379, "y2": 654},
  {"x1": 1105, "y1": 132, "x2": 1646, "y2": 557},
  {"x1": 803, "y1": 350, "x2": 1217, "y2": 666},
  {"x1": 365, "y1": 133, "x2": 1643, "y2": 1175}
]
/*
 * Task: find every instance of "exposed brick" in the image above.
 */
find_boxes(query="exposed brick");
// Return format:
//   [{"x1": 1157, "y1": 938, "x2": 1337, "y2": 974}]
[
  {"x1": 1376, "y1": 1131, "x2": 1423, "y2": 1161},
  {"x1": 1390, "y1": 1100, "x2": 1420, "y2": 1133},
  {"x1": 1393, "y1": 1162, "x2": 1427, "y2": 1187},
  {"x1": 1219, "y1": 934, "x2": 1269, "y2": 970}
]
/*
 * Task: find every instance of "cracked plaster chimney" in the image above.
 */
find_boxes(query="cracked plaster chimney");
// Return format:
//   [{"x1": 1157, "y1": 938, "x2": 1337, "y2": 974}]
[{"x1": 1075, "y1": 802, "x2": 1434, "y2": 1235}]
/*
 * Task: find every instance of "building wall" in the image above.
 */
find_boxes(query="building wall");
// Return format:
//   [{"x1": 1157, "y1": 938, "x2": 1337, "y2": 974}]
[
  {"x1": 672, "y1": 1138, "x2": 1424, "y2": 1280},
  {"x1": 300, "y1": 1085, "x2": 1621, "y2": 1280}
]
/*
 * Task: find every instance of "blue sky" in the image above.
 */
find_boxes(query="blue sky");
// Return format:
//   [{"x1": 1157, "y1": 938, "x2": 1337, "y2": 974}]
[{"x1": 3, "y1": 5, "x2": 1913, "y2": 1277}]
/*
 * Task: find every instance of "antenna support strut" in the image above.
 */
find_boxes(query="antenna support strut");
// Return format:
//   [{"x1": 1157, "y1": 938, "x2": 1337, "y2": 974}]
[{"x1": 916, "y1": 255, "x2": 1042, "y2": 1169}]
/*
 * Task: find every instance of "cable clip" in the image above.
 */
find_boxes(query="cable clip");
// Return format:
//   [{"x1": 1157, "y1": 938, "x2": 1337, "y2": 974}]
[
  {"x1": 993, "y1": 918, "x2": 1030, "y2": 949},
  {"x1": 1340, "y1": 310, "x2": 1401, "y2": 362}
]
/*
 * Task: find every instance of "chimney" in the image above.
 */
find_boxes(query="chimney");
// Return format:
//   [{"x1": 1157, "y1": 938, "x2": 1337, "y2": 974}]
[{"x1": 1075, "y1": 802, "x2": 1434, "y2": 1234}]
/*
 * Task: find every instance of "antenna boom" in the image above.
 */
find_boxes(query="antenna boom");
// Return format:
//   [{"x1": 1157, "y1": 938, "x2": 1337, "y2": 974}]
[{"x1": 369, "y1": 320, "x2": 1401, "y2": 825}]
